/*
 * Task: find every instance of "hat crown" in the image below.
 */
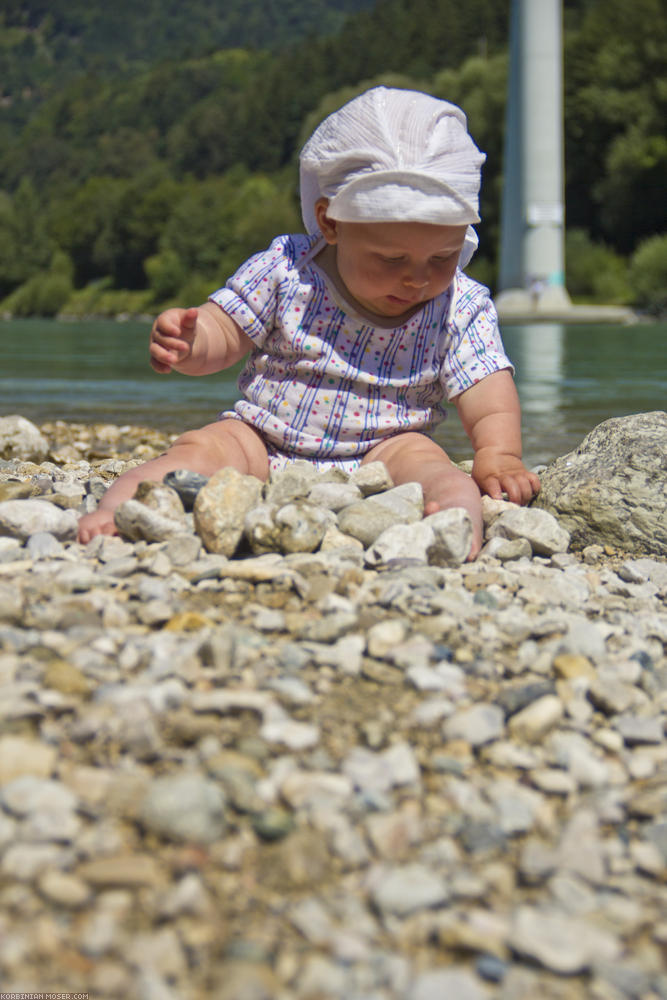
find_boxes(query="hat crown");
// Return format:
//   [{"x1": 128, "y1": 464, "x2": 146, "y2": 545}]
[{"x1": 299, "y1": 87, "x2": 485, "y2": 233}]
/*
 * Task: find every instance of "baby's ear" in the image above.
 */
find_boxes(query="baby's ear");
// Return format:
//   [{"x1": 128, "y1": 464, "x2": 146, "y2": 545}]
[{"x1": 314, "y1": 198, "x2": 338, "y2": 243}]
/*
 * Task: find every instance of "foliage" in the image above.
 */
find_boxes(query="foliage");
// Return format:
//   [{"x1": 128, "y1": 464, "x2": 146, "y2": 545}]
[
  {"x1": 564, "y1": 0, "x2": 667, "y2": 251},
  {"x1": 1, "y1": 251, "x2": 74, "y2": 317},
  {"x1": 628, "y1": 234, "x2": 667, "y2": 315},
  {"x1": 54, "y1": 280, "x2": 153, "y2": 320},
  {"x1": 0, "y1": 0, "x2": 375, "y2": 96},
  {"x1": 0, "y1": 180, "x2": 53, "y2": 297},
  {"x1": 0, "y1": 0, "x2": 664, "y2": 316},
  {"x1": 565, "y1": 230, "x2": 631, "y2": 304}
]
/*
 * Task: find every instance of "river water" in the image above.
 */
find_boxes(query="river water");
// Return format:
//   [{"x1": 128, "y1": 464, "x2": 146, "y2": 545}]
[{"x1": 1, "y1": 318, "x2": 665, "y2": 466}]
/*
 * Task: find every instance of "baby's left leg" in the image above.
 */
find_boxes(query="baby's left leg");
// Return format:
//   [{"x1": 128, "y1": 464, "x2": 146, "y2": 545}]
[{"x1": 364, "y1": 432, "x2": 483, "y2": 559}]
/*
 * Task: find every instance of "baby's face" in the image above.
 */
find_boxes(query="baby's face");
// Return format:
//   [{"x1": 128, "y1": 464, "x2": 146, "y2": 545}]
[{"x1": 318, "y1": 209, "x2": 468, "y2": 319}]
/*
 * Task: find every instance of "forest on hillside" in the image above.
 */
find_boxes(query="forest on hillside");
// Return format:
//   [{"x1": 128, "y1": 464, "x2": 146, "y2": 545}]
[{"x1": 0, "y1": 0, "x2": 665, "y2": 317}]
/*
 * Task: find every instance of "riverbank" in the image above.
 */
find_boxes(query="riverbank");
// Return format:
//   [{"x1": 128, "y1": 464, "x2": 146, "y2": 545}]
[{"x1": 0, "y1": 418, "x2": 666, "y2": 999}]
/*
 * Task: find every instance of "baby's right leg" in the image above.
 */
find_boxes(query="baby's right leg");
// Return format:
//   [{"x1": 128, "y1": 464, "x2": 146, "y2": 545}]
[{"x1": 77, "y1": 420, "x2": 270, "y2": 543}]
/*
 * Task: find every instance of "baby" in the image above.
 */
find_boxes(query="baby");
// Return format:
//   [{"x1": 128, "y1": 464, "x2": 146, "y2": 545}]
[{"x1": 78, "y1": 87, "x2": 540, "y2": 558}]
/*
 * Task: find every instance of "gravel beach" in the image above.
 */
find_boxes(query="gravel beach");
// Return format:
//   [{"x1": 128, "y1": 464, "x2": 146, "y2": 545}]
[{"x1": 0, "y1": 416, "x2": 666, "y2": 1000}]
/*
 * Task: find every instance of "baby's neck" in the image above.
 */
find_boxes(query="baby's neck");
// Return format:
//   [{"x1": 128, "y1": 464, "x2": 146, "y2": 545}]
[{"x1": 313, "y1": 245, "x2": 425, "y2": 327}]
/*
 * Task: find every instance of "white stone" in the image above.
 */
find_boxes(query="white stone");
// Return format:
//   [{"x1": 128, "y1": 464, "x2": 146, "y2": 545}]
[
  {"x1": 140, "y1": 773, "x2": 227, "y2": 843},
  {"x1": 487, "y1": 505, "x2": 570, "y2": 555},
  {"x1": 0, "y1": 499, "x2": 78, "y2": 540},
  {"x1": 410, "y1": 968, "x2": 491, "y2": 1000},
  {"x1": 280, "y1": 771, "x2": 353, "y2": 809},
  {"x1": 510, "y1": 906, "x2": 620, "y2": 972},
  {"x1": 0, "y1": 736, "x2": 57, "y2": 783},
  {"x1": 371, "y1": 863, "x2": 449, "y2": 916},
  {"x1": 442, "y1": 703, "x2": 505, "y2": 747},
  {"x1": 508, "y1": 695, "x2": 564, "y2": 742},
  {"x1": 0, "y1": 415, "x2": 49, "y2": 461}
]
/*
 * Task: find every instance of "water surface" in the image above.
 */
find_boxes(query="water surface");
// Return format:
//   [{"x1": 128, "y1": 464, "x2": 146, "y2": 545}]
[{"x1": 1, "y1": 318, "x2": 664, "y2": 466}]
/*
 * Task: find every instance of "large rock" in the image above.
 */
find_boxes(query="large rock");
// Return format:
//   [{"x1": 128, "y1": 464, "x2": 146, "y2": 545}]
[
  {"x1": 193, "y1": 467, "x2": 263, "y2": 556},
  {"x1": 337, "y1": 482, "x2": 424, "y2": 547},
  {"x1": 0, "y1": 415, "x2": 49, "y2": 462},
  {"x1": 115, "y1": 482, "x2": 189, "y2": 542},
  {"x1": 365, "y1": 507, "x2": 472, "y2": 567},
  {"x1": 486, "y1": 505, "x2": 570, "y2": 556},
  {"x1": 534, "y1": 412, "x2": 667, "y2": 555},
  {"x1": 0, "y1": 499, "x2": 78, "y2": 540},
  {"x1": 245, "y1": 500, "x2": 332, "y2": 555}
]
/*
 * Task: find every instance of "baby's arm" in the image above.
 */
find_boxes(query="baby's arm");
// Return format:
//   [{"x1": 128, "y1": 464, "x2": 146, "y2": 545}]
[
  {"x1": 150, "y1": 302, "x2": 253, "y2": 376},
  {"x1": 455, "y1": 369, "x2": 540, "y2": 504}
]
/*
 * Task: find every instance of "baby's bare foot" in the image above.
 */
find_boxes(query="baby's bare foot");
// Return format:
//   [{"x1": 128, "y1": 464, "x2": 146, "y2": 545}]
[{"x1": 78, "y1": 509, "x2": 118, "y2": 544}]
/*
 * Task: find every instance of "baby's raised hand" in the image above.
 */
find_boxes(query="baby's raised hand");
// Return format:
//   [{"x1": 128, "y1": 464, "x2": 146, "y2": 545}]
[
  {"x1": 472, "y1": 449, "x2": 541, "y2": 506},
  {"x1": 149, "y1": 307, "x2": 199, "y2": 373}
]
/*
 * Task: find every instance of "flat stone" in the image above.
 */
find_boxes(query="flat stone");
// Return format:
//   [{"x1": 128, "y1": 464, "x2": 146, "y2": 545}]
[
  {"x1": 114, "y1": 498, "x2": 189, "y2": 543},
  {"x1": 487, "y1": 505, "x2": 570, "y2": 555},
  {"x1": 77, "y1": 854, "x2": 163, "y2": 888},
  {"x1": 307, "y1": 480, "x2": 362, "y2": 511},
  {"x1": 614, "y1": 714, "x2": 664, "y2": 745},
  {"x1": 0, "y1": 736, "x2": 57, "y2": 783},
  {"x1": 371, "y1": 863, "x2": 449, "y2": 916},
  {"x1": 37, "y1": 869, "x2": 92, "y2": 908},
  {"x1": 0, "y1": 499, "x2": 78, "y2": 540},
  {"x1": 337, "y1": 482, "x2": 424, "y2": 546},
  {"x1": 366, "y1": 507, "x2": 472, "y2": 567},
  {"x1": 349, "y1": 460, "x2": 394, "y2": 495},
  {"x1": 409, "y1": 968, "x2": 492, "y2": 1000},
  {"x1": 140, "y1": 773, "x2": 227, "y2": 842},
  {"x1": 508, "y1": 695, "x2": 564, "y2": 742},
  {"x1": 442, "y1": 703, "x2": 505, "y2": 747},
  {"x1": 510, "y1": 906, "x2": 621, "y2": 973}
]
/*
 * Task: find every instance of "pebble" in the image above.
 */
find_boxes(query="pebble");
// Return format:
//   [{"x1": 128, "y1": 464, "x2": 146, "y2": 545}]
[
  {"x1": 0, "y1": 415, "x2": 665, "y2": 997},
  {"x1": 139, "y1": 773, "x2": 227, "y2": 843},
  {"x1": 370, "y1": 863, "x2": 450, "y2": 916},
  {"x1": 509, "y1": 906, "x2": 621, "y2": 973}
]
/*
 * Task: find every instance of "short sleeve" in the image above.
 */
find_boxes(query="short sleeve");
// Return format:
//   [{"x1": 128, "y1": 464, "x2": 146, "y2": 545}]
[
  {"x1": 209, "y1": 236, "x2": 296, "y2": 348},
  {"x1": 440, "y1": 271, "x2": 514, "y2": 399}
]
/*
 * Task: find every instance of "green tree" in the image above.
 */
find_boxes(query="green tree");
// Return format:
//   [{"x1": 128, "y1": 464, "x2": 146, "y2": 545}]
[
  {"x1": 2, "y1": 249, "x2": 74, "y2": 317},
  {"x1": 0, "y1": 179, "x2": 52, "y2": 297},
  {"x1": 628, "y1": 234, "x2": 667, "y2": 315},
  {"x1": 157, "y1": 168, "x2": 301, "y2": 294},
  {"x1": 564, "y1": 0, "x2": 667, "y2": 251},
  {"x1": 565, "y1": 229, "x2": 630, "y2": 304},
  {"x1": 48, "y1": 177, "x2": 126, "y2": 286},
  {"x1": 431, "y1": 52, "x2": 509, "y2": 276}
]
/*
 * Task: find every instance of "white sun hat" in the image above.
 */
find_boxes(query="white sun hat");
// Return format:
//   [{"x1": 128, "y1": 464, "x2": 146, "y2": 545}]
[{"x1": 299, "y1": 86, "x2": 486, "y2": 267}]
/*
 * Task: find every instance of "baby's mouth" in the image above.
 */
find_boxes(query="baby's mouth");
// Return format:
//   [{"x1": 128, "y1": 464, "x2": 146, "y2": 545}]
[{"x1": 387, "y1": 294, "x2": 419, "y2": 306}]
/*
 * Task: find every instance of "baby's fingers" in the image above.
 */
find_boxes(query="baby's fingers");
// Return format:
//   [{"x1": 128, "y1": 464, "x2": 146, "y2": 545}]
[
  {"x1": 499, "y1": 471, "x2": 540, "y2": 506},
  {"x1": 151, "y1": 307, "x2": 198, "y2": 343},
  {"x1": 480, "y1": 475, "x2": 504, "y2": 501},
  {"x1": 149, "y1": 337, "x2": 189, "y2": 373},
  {"x1": 179, "y1": 307, "x2": 199, "y2": 339}
]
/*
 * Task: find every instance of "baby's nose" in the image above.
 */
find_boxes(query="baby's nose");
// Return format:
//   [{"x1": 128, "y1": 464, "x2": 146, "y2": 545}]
[
  {"x1": 403, "y1": 264, "x2": 430, "y2": 288},
  {"x1": 404, "y1": 272, "x2": 429, "y2": 288}
]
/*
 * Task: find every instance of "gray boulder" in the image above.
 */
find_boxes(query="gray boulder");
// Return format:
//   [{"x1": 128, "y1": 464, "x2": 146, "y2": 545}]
[
  {"x1": 0, "y1": 415, "x2": 49, "y2": 463},
  {"x1": 337, "y1": 482, "x2": 424, "y2": 547},
  {"x1": 486, "y1": 505, "x2": 570, "y2": 556},
  {"x1": 193, "y1": 467, "x2": 263, "y2": 556},
  {"x1": 0, "y1": 499, "x2": 78, "y2": 541},
  {"x1": 245, "y1": 500, "x2": 331, "y2": 555},
  {"x1": 534, "y1": 412, "x2": 667, "y2": 555},
  {"x1": 365, "y1": 507, "x2": 472, "y2": 567},
  {"x1": 114, "y1": 481, "x2": 190, "y2": 542}
]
